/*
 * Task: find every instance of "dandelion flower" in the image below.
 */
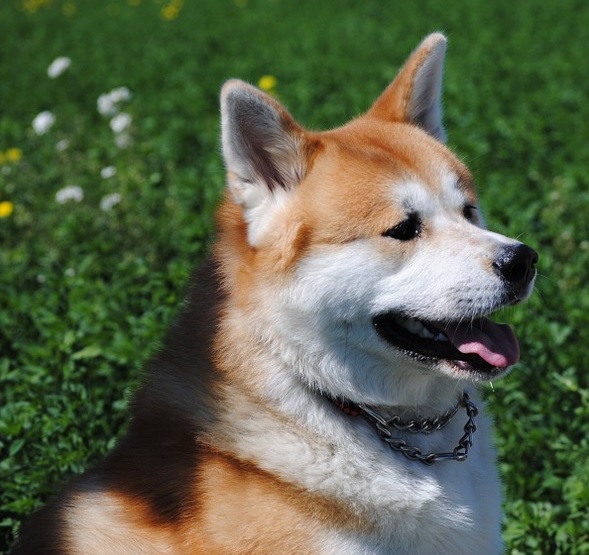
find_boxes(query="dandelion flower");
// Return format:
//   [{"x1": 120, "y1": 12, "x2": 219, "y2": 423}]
[
  {"x1": 55, "y1": 185, "x2": 83, "y2": 204},
  {"x1": 161, "y1": 4, "x2": 179, "y2": 20},
  {"x1": 100, "y1": 193, "x2": 122, "y2": 212},
  {"x1": 258, "y1": 75, "x2": 277, "y2": 92},
  {"x1": 5, "y1": 148, "x2": 22, "y2": 163},
  {"x1": 110, "y1": 113, "x2": 132, "y2": 134},
  {"x1": 62, "y1": 2, "x2": 76, "y2": 16},
  {"x1": 100, "y1": 166, "x2": 117, "y2": 179},
  {"x1": 32, "y1": 111, "x2": 56, "y2": 135},
  {"x1": 0, "y1": 201, "x2": 14, "y2": 218},
  {"x1": 47, "y1": 57, "x2": 71, "y2": 79},
  {"x1": 5, "y1": 148, "x2": 22, "y2": 162},
  {"x1": 161, "y1": 0, "x2": 183, "y2": 20}
]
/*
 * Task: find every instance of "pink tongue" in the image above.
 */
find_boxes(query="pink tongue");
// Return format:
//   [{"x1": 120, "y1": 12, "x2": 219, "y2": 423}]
[{"x1": 446, "y1": 319, "x2": 520, "y2": 368}]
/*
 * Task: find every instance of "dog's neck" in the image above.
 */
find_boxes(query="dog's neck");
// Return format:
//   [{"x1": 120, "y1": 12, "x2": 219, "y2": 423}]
[
  {"x1": 325, "y1": 390, "x2": 479, "y2": 466},
  {"x1": 323, "y1": 390, "x2": 466, "y2": 427}
]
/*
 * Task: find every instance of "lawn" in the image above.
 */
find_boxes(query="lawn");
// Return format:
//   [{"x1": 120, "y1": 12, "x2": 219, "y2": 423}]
[{"x1": 1, "y1": 0, "x2": 589, "y2": 553}]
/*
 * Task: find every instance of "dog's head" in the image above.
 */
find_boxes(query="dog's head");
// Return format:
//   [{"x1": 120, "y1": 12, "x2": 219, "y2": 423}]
[{"x1": 218, "y1": 34, "x2": 537, "y2": 406}]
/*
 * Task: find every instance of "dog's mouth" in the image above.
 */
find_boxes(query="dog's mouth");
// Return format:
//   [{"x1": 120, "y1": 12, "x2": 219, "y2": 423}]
[{"x1": 373, "y1": 314, "x2": 519, "y2": 377}]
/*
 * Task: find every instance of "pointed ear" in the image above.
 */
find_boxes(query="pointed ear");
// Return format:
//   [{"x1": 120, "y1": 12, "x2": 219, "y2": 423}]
[
  {"x1": 221, "y1": 80, "x2": 314, "y2": 212},
  {"x1": 367, "y1": 33, "x2": 448, "y2": 142}
]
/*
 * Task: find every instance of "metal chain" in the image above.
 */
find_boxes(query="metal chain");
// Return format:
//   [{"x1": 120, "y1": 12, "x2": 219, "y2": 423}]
[
  {"x1": 379, "y1": 401, "x2": 460, "y2": 434},
  {"x1": 358, "y1": 392, "x2": 478, "y2": 466}
]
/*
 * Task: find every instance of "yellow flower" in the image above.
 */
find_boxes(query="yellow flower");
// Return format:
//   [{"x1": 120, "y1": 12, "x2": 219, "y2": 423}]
[
  {"x1": 22, "y1": 0, "x2": 51, "y2": 14},
  {"x1": 62, "y1": 2, "x2": 76, "y2": 16},
  {"x1": 161, "y1": 5, "x2": 178, "y2": 19},
  {"x1": 161, "y1": 0, "x2": 183, "y2": 20},
  {"x1": 5, "y1": 148, "x2": 22, "y2": 163},
  {"x1": 0, "y1": 201, "x2": 14, "y2": 218},
  {"x1": 258, "y1": 75, "x2": 277, "y2": 93}
]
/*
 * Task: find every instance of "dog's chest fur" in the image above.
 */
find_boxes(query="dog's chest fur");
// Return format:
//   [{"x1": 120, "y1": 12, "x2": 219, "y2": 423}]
[{"x1": 204, "y1": 358, "x2": 503, "y2": 554}]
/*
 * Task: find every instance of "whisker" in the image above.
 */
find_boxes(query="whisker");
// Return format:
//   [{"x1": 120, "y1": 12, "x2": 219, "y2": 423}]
[{"x1": 343, "y1": 322, "x2": 350, "y2": 366}]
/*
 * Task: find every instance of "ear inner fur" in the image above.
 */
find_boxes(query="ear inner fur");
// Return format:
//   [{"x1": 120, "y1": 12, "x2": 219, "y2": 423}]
[
  {"x1": 221, "y1": 80, "x2": 318, "y2": 198},
  {"x1": 367, "y1": 32, "x2": 447, "y2": 142}
]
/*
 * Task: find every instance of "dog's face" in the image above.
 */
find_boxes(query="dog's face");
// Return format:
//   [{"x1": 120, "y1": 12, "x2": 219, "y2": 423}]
[{"x1": 219, "y1": 34, "x2": 537, "y2": 406}]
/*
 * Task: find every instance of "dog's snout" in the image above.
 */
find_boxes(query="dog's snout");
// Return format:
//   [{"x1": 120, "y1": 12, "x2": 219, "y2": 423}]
[{"x1": 493, "y1": 244, "x2": 538, "y2": 291}]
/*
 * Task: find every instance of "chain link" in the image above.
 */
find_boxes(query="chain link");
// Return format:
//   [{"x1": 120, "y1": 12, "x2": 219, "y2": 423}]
[{"x1": 358, "y1": 392, "x2": 478, "y2": 466}]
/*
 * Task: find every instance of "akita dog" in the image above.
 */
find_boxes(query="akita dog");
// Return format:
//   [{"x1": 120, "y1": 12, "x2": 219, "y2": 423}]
[{"x1": 13, "y1": 33, "x2": 537, "y2": 554}]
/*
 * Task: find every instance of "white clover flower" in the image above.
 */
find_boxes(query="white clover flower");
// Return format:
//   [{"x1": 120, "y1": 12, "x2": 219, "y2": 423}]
[
  {"x1": 100, "y1": 166, "x2": 117, "y2": 179},
  {"x1": 64, "y1": 267, "x2": 76, "y2": 277},
  {"x1": 56, "y1": 139, "x2": 69, "y2": 152},
  {"x1": 109, "y1": 86, "x2": 132, "y2": 103},
  {"x1": 47, "y1": 57, "x2": 71, "y2": 79},
  {"x1": 55, "y1": 185, "x2": 84, "y2": 204},
  {"x1": 32, "y1": 111, "x2": 56, "y2": 135},
  {"x1": 97, "y1": 93, "x2": 116, "y2": 116},
  {"x1": 110, "y1": 113, "x2": 132, "y2": 134},
  {"x1": 97, "y1": 86, "x2": 132, "y2": 116},
  {"x1": 100, "y1": 192, "x2": 122, "y2": 211},
  {"x1": 114, "y1": 133, "x2": 132, "y2": 149}
]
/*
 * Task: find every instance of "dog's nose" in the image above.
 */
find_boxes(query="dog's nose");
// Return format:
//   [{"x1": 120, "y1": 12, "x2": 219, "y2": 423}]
[{"x1": 493, "y1": 244, "x2": 538, "y2": 293}]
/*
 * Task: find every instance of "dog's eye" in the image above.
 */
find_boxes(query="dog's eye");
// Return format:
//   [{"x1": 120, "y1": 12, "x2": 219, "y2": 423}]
[
  {"x1": 383, "y1": 213, "x2": 421, "y2": 241},
  {"x1": 463, "y1": 205, "x2": 477, "y2": 223}
]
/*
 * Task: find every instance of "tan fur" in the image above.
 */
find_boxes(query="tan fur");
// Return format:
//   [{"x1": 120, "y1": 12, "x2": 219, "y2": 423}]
[{"x1": 187, "y1": 450, "x2": 362, "y2": 554}]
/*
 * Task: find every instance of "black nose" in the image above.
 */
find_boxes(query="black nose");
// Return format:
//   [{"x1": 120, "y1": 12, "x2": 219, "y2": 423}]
[{"x1": 493, "y1": 244, "x2": 538, "y2": 293}]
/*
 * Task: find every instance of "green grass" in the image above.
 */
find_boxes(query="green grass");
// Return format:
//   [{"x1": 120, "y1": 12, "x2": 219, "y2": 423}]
[{"x1": 1, "y1": 0, "x2": 589, "y2": 553}]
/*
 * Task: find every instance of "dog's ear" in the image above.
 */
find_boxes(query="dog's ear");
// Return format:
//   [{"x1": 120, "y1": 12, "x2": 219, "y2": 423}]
[
  {"x1": 367, "y1": 33, "x2": 447, "y2": 142},
  {"x1": 221, "y1": 80, "x2": 316, "y2": 243}
]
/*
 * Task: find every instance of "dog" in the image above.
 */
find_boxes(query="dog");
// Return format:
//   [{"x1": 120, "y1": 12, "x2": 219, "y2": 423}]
[{"x1": 12, "y1": 33, "x2": 537, "y2": 554}]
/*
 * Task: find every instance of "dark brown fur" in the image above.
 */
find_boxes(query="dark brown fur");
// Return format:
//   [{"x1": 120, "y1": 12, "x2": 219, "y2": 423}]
[{"x1": 11, "y1": 260, "x2": 222, "y2": 553}]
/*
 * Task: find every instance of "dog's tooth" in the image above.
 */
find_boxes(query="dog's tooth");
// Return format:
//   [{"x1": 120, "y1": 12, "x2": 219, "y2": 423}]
[
  {"x1": 396, "y1": 317, "x2": 411, "y2": 331},
  {"x1": 418, "y1": 327, "x2": 435, "y2": 339},
  {"x1": 396, "y1": 317, "x2": 443, "y2": 339},
  {"x1": 405, "y1": 319, "x2": 423, "y2": 334}
]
